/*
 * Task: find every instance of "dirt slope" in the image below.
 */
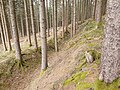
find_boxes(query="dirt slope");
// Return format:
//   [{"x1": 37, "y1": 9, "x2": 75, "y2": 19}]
[
  {"x1": 0, "y1": 20, "x2": 105, "y2": 90},
  {"x1": 23, "y1": 20, "x2": 102, "y2": 90}
]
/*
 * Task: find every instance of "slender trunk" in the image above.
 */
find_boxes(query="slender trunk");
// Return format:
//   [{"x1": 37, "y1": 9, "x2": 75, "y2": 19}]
[
  {"x1": 79, "y1": 0, "x2": 82, "y2": 21},
  {"x1": 71, "y1": 0, "x2": 74, "y2": 37},
  {"x1": 39, "y1": 0, "x2": 48, "y2": 70},
  {"x1": 54, "y1": 0, "x2": 58, "y2": 52},
  {"x1": 20, "y1": 14, "x2": 25, "y2": 37},
  {"x1": 1, "y1": 0, "x2": 12, "y2": 51},
  {"x1": 73, "y1": 0, "x2": 76, "y2": 34},
  {"x1": 86, "y1": 0, "x2": 88, "y2": 19},
  {"x1": 62, "y1": 0, "x2": 65, "y2": 38},
  {"x1": 95, "y1": 0, "x2": 102, "y2": 23},
  {"x1": 16, "y1": 17, "x2": 21, "y2": 37},
  {"x1": 49, "y1": 14, "x2": 52, "y2": 36},
  {"x1": 65, "y1": 0, "x2": 69, "y2": 32},
  {"x1": 76, "y1": 0, "x2": 80, "y2": 30},
  {"x1": 93, "y1": 0, "x2": 97, "y2": 20},
  {"x1": 23, "y1": 0, "x2": 32, "y2": 46},
  {"x1": 81, "y1": 0, "x2": 85, "y2": 22},
  {"x1": 9, "y1": 0, "x2": 22, "y2": 61},
  {"x1": 89, "y1": 0, "x2": 93, "y2": 18},
  {"x1": 0, "y1": 18, "x2": 7, "y2": 51},
  {"x1": 46, "y1": 0, "x2": 50, "y2": 37},
  {"x1": 29, "y1": 0, "x2": 38, "y2": 50},
  {"x1": 52, "y1": 0, "x2": 55, "y2": 38},
  {"x1": 49, "y1": 0, "x2": 52, "y2": 33}
]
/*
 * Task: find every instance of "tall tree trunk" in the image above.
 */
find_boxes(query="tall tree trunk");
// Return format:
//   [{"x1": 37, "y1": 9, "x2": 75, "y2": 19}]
[
  {"x1": 81, "y1": 0, "x2": 85, "y2": 22},
  {"x1": 53, "y1": 0, "x2": 58, "y2": 52},
  {"x1": 62, "y1": 0, "x2": 65, "y2": 38},
  {"x1": 73, "y1": 0, "x2": 76, "y2": 34},
  {"x1": 49, "y1": 0, "x2": 52, "y2": 34},
  {"x1": 101, "y1": 0, "x2": 107, "y2": 16},
  {"x1": 39, "y1": 0, "x2": 48, "y2": 70},
  {"x1": 95, "y1": 0, "x2": 102, "y2": 23},
  {"x1": 1, "y1": 0, "x2": 12, "y2": 51},
  {"x1": 99, "y1": 0, "x2": 120, "y2": 83},
  {"x1": 93, "y1": 0, "x2": 97, "y2": 19},
  {"x1": 76, "y1": 0, "x2": 80, "y2": 30},
  {"x1": 79, "y1": 0, "x2": 82, "y2": 21},
  {"x1": 46, "y1": 0, "x2": 50, "y2": 37},
  {"x1": 16, "y1": 17, "x2": 21, "y2": 37},
  {"x1": 23, "y1": 0, "x2": 32, "y2": 46},
  {"x1": 71, "y1": 0, "x2": 74, "y2": 37},
  {"x1": 29, "y1": 0, "x2": 38, "y2": 50},
  {"x1": 89, "y1": 0, "x2": 93, "y2": 18},
  {"x1": 20, "y1": 14, "x2": 25, "y2": 37},
  {"x1": 65, "y1": 0, "x2": 69, "y2": 32},
  {"x1": 52, "y1": 0, "x2": 55, "y2": 38},
  {"x1": 0, "y1": 17, "x2": 7, "y2": 51},
  {"x1": 85, "y1": 0, "x2": 88, "y2": 19},
  {"x1": 9, "y1": 0, "x2": 22, "y2": 61}
]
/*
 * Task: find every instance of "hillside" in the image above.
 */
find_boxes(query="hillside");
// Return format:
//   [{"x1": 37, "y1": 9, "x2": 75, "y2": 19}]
[{"x1": 0, "y1": 20, "x2": 120, "y2": 90}]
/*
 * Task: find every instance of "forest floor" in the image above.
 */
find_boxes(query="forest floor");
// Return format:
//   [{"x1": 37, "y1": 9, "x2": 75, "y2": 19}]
[{"x1": 0, "y1": 20, "x2": 120, "y2": 90}]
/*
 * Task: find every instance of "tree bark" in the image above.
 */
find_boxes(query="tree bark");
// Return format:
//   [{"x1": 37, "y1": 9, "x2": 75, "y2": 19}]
[
  {"x1": 73, "y1": 0, "x2": 76, "y2": 34},
  {"x1": 9, "y1": 0, "x2": 22, "y2": 61},
  {"x1": 99, "y1": 0, "x2": 120, "y2": 83},
  {"x1": 53, "y1": 0, "x2": 58, "y2": 52},
  {"x1": 20, "y1": 14, "x2": 25, "y2": 37},
  {"x1": 95, "y1": 0, "x2": 102, "y2": 23},
  {"x1": 46, "y1": 0, "x2": 50, "y2": 37},
  {"x1": 52, "y1": 0, "x2": 55, "y2": 38},
  {"x1": 71, "y1": 0, "x2": 74, "y2": 37},
  {"x1": 65, "y1": 0, "x2": 69, "y2": 32},
  {"x1": 81, "y1": 0, "x2": 85, "y2": 22},
  {"x1": 39, "y1": 0, "x2": 48, "y2": 70},
  {"x1": 0, "y1": 17, "x2": 7, "y2": 51},
  {"x1": 29, "y1": 0, "x2": 38, "y2": 50},
  {"x1": 23, "y1": 0, "x2": 32, "y2": 46},
  {"x1": 93, "y1": 0, "x2": 97, "y2": 20},
  {"x1": 1, "y1": 0, "x2": 12, "y2": 51},
  {"x1": 62, "y1": 0, "x2": 65, "y2": 38}
]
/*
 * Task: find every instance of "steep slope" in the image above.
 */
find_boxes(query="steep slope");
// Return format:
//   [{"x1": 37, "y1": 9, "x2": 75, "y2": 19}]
[
  {"x1": 24, "y1": 20, "x2": 104, "y2": 90},
  {"x1": 2, "y1": 20, "x2": 118, "y2": 90}
]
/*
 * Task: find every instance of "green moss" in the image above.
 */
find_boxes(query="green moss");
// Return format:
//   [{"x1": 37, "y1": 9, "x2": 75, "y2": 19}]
[
  {"x1": 76, "y1": 82, "x2": 94, "y2": 90},
  {"x1": 94, "y1": 79, "x2": 120, "y2": 90},
  {"x1": 63, "y1": 71, "x2": 88, "y2": 86}
]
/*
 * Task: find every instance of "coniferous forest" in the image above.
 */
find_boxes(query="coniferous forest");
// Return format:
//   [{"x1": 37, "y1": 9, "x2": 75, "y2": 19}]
[{"x1": 0, "y1": 0, "x2": 120, "y2": 90}]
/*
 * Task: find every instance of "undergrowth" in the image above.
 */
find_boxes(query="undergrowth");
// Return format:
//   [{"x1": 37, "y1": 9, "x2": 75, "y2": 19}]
[{"x1": 63, "y1": 20, "x2": 105, "y2": 90}]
